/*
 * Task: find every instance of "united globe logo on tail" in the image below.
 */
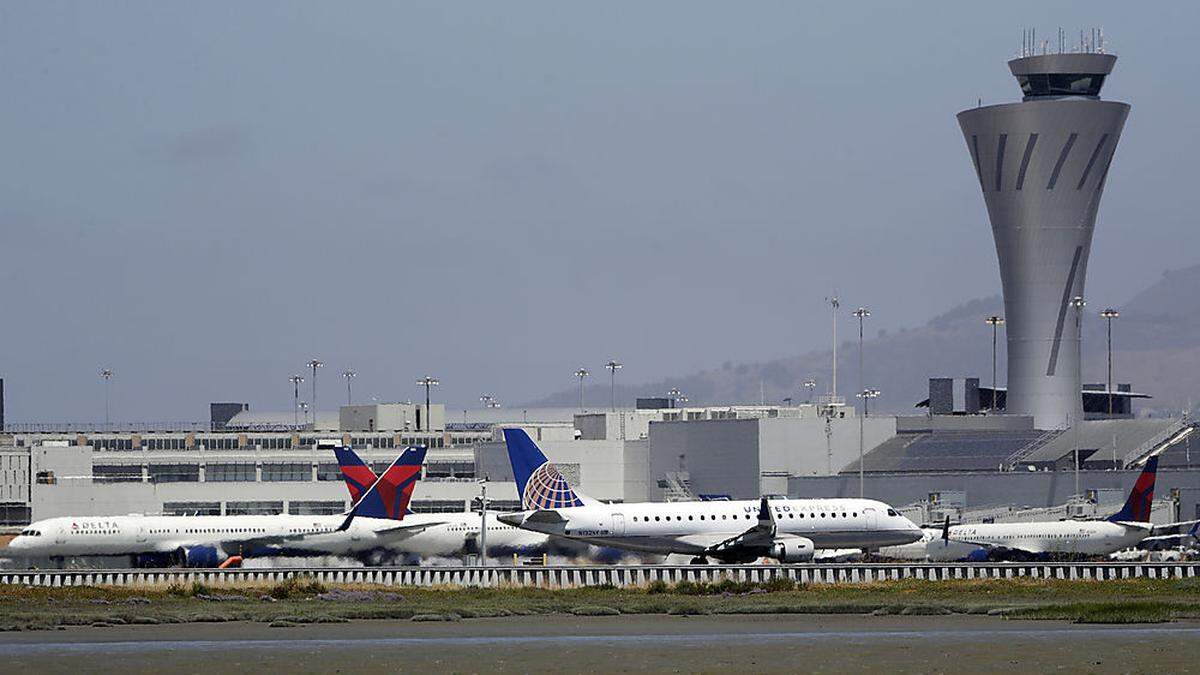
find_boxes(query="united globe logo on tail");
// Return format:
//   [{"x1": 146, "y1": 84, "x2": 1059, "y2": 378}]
[
  {"x1": 523, "y1": 462, "x2": 583, "y2": 510},
  {"x1": 503, "y1": 427, "x2": 585, "y2": 511}
]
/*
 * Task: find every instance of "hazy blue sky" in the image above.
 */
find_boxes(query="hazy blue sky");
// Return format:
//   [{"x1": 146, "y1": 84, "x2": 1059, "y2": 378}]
[{"x1": 2, "y1": 2, "x2": 1197, "y2": 422}]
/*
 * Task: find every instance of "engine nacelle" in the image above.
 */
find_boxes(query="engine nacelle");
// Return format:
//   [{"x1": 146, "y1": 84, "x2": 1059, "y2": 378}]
[
  {"x1": 177, "y1": 545, "x2": 228, "y2": 568},
  {"x1": 769, "y1": 537, "x2": 816, "y2": 563}
]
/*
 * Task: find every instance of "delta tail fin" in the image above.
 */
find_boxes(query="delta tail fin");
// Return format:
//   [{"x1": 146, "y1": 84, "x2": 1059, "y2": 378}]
[
  {"x1": 502, "y1": 428, "x2": 587, "y2": 510},
  {"x1": 338, "y1": 446, "x2": 426, "y2": 529},
  {"x1": 1108, "y1": 455, "x2": 1158, "y2": 523},
  {"x1": 333, "y1": 446, "x2": 379, "y2": 504}
]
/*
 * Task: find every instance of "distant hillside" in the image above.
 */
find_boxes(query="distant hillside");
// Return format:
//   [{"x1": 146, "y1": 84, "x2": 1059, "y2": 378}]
[{"x1": 529, "y1": 264, "x2": 1200, "y2": 416}]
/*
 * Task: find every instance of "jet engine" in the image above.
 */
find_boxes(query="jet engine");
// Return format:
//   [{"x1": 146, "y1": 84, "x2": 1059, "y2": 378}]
[
  {"x1": 176, "y1": 545, "x2": 228, "y2": 568},
  {"x1": 769, "y1": 537, "x2": 816, "y2": 563}
]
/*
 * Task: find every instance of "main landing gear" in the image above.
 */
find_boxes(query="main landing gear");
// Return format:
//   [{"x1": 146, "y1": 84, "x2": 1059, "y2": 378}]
[{"x1": 689, "y1": 556, "x2": 710, "y2": 565}]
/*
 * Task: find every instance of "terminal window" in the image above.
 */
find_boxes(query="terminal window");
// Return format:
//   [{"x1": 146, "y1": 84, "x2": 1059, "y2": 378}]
[
  {"x1": 206, "y1": 462, "x2": 256, "y2": 482},
  {"x1": 316, "y1": 463, "x2": 342, "y2": 482},
  {"x1": 261, "y1": 463, "x2": 312, "y2": 482},
  {"x1": 226, "y1": 501, "x2": 284, "y2": 516},
  {"x1": 411, "y1": 499, "x2": 467, "y2": 513},
  {"x1": 195, "y1": 437, "x2": 240, "y2": 450},
  {"x1": 289, "y1": 500, "x2": 346, "y2": 515},
  {"x1": 162, "y1": 502, "x2": 221, "y2": 516},
  {"x1": 148, "y1": 463, "x2": 200, "y2": 483},
  {"x1": 93, "y1": 464, "x2": 143, "y2": 483}
]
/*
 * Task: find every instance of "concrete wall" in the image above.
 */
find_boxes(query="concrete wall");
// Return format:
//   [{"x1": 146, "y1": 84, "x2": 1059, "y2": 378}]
[
  {"x1": 648, "y1": 419, "x2": 761, "y2": 500},
  {"x1": 646, "y1": 416, "x2": 900, "y2": 501}
]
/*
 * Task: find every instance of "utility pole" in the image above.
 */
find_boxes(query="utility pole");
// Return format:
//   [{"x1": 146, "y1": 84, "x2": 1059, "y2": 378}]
[
  {"x1": 416, "y1": 376, "x2": 439, "y2": 432},
  {"x1": 307, "y1": 359, "x2": 323, "y2": 420},
  {"x1": 985, "y1": 316, "x2": 1004, "y2": 411},
  {"x1": 575, "y1": 368, "x2": 590, "y2": 411},
  {"x1": 289, "y1": 374, "x2": 305, "y2": 427},
  {"x1": 829, "y1": 296, "x2": 839, "y2": 400},
  {"x1": 1101, "y1": 309, "x2": 1119, "y2": 417},
  {"x1": 477, "y1": 479, "x2": 488, "y2": 566},
  {"x1": 856, "y1": 388, "x2": 880, "y2": 498},
  {"x1": 99, "y1": 368, "x2": 114, "y2": 430},
  {"x1": 605, "y1": 360, "x2": 622, "y2": 411},
  {"x1": 342, "y1": 369, "x2": 356, "y2": 406},
  {"x1": 853, "y1": 307, "x2": 870, "y2": 418}
]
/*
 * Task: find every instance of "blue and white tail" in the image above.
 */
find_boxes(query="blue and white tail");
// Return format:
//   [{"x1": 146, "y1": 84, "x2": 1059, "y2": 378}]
[
  {"x1": 502, "y1": 428, "x2": 588, "y2": 510},
  {"x1": 1108, "y1": 455, "x2": 1158, "y2": 523}
]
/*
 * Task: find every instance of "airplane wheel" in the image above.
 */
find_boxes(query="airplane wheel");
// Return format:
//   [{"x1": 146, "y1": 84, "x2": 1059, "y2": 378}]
[{"x1": 689, "y1": 556, "x2": 709, "y2": 565}]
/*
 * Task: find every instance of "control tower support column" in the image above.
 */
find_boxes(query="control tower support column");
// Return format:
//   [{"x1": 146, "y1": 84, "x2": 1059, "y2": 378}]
[{"x1": 957, "y1": 51, "x2": 1129, "y2": 430}]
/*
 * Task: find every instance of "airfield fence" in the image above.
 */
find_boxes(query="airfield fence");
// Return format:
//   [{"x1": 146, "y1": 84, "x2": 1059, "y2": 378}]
[{"x1": 1, "y1": 562, "x2": 1198, "y2": 589}]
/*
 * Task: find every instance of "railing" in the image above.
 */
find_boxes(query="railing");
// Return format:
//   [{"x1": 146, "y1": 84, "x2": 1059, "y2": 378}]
[
  {"x1": 1004, "y1": 428, "x2": 1067, "y2": 469},
  {"x1": 3, "y1": 422, "x2": 213, "y2": 434},
  {"x1": 1123, "y1": 420, "x2": 1192, "y2": 468},
  {"x1": 0, "y1": 562, "x2": 1196, "y2": 589}
]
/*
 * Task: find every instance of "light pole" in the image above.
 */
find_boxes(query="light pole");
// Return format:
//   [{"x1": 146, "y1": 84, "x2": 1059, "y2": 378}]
[
  {"x1": 853, "y1": 307, "x2": 870, "y2": 419},
  {"x1": 1101, "y1": 308, "x2": 1119, "y2": 417},
  {"x1": 416, "y1": 376, "x2": 439, "y2": 431},
  {"x1": 480, "y1": 394, "x2": 499, "y2": 409},
  {"x1": 289, "y1": 375, "x2": 305, "y2": 427},
  {"x1": 299, "y1": 400, "x2": 309, "y2": 426},
  {"x1": 1071, "y1": 296, "x2": 1087, "y2": 422},
  {"x1": 856, "y1": 388, "x2": 880, "y2": 498},
  {"x1": 667, "y1": 387, "x2": 686, "y2": 409},
  {"x1": 307, "y1": 359, "x2": 323, "y2": 417},
  {"x1": 341, "y1": 369, "x2": 356, "y2": 406},
  {"x1": 985, "y1": 316, "x2": 1005, "y2": 411},
  {"x1": 476, "y1": 478, "x2": 489, "y2": 566},
  {"x1": 99, "y1": 368, "x2": 114, "y2": 430},
  {"x1": 828, "y1": 296, "x2": 840, "y2": 400},
  {"x1": 803, "y1": 379, "x2": 816, "y2": 404},
  {"x1": 575, "y1": 368, "x2": 590, "y2": 411},
  {"x1": 605, "y1": 361, "x2": 622, "y2": 411}
]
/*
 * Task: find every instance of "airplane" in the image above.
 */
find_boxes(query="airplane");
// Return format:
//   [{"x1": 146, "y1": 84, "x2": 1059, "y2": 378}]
[
  {"x1": 330, "y1": 445, "x2": 565, "y2": 560},
  {"x1": 6, "y1": 447, "x2": 434, "y2": 568},
  {"x1": 495, "y1": 428, "x2": 923, "y2": 564},
  {"x1": 878, "y1": 456, "x2": 1174, "y2": 561}
]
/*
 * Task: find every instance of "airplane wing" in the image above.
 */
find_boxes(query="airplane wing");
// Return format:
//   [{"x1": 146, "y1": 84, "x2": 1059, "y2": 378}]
[
  {"x1": 370, "y1": 521, "x2": 445, "y2": 539},
  {"x1": 697, "y1": 498, "x2": 777, "y2": 556},
  {"x1": 1149, "y1": 519, "x2": 1200, "y2": 537},
  {"x1": 1139, "y1": 520, "x2": 1200, "y2": 550}
]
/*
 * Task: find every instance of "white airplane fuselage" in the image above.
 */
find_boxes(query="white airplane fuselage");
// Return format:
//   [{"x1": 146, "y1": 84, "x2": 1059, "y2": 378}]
[
  {"x1": 878, "y1": 520, "x2": 1150, "y2": 560},
  {"x1": 7, "y1": 512, "x2": 553, "y2": 562},
  {"x1": 502, "y1": 498, "x2": 922, "y2": 556}
]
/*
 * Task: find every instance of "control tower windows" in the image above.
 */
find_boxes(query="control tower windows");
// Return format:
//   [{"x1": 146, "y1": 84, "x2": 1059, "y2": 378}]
[{"x1": 1018, "y1": 73, "x2": 1105, "y2": 98}]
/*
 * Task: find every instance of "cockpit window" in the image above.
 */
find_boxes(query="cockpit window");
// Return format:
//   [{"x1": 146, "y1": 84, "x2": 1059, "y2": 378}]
[{"x1": 887, "y1": 509, "x2": 898, "y2": 517}]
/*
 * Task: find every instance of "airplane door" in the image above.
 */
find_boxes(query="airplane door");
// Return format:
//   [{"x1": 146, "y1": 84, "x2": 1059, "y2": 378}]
[
  {"x1": 611, "y1": 513, "x2": 626, "y2": 537},
  {"x1": 864, "y1": 508, "x2": 878, "y2": 530},
  {"x1": 136, "y1": 526, "x2": 148, "y2": 543}
]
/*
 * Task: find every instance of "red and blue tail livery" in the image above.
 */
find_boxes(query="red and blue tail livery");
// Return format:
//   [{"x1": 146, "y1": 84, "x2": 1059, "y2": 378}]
[
  {"x1": 349, "y1": 446, "x2": 426, "y2": 521},
  {"x1": 502, "y1": 428, "x2": 584, "y2": 510},
  {"x1": 334, "y1": 446, "x2": 379, "y2": 505},
  {"x1": 1109, "y1": 455, "x2": 1158, "y2": 523}
]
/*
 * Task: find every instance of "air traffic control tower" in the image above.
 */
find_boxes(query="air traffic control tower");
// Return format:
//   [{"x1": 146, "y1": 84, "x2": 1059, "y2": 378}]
[{"x1": 958, "y1": 47, "x2": 1129, "y2": 430}]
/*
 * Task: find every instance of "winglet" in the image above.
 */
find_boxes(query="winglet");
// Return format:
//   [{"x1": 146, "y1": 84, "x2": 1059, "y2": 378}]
[
  {"x1": 942, "y1": 515, "x2": 950, "y2": 543},
  {"x1": 1109, "y1": 456, "x2": 1158, "y2": 523},
  {"x1": 757, "y1": 497, "x2": 773, "y2": 524}
]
